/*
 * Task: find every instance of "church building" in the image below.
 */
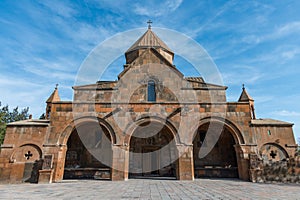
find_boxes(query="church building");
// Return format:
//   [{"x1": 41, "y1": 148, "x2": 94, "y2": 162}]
[{"x1": 0, "y1": 25, "x2": 298, "y2": 184}]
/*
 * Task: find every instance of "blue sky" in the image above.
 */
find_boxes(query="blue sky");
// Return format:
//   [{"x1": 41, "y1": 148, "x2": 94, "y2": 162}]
[{"x1": 0, "y1": 0, "x2": 299, "y2": 141}]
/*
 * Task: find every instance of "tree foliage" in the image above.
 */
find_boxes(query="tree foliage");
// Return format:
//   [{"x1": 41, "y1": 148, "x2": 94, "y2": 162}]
[
  {"x1": 39, "y1": 113, "x2": 46, "y2": 119},
  {"x1": 297, "y1": 137, "x2": 300, "y2": 155},
  {"x1": 0, "y1": 101, "x2": 29, "y2": 144}
]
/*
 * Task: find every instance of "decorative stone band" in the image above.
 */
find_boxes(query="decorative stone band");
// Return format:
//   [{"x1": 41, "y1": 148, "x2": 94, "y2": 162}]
[{"x1": 0, "y1": 144, "x2": 14, "y2": 148}]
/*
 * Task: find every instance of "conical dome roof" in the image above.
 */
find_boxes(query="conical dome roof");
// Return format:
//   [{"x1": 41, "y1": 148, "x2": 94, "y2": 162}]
[
  {"x1": 238, "y1": 85, "x2": 253, "y2": 102},
  {"x1": 46, "y1": 85, "x2": 60, "y2": 103},
  {"x1": 126, "y1": 28, "x2": 173, "y2": 53}
]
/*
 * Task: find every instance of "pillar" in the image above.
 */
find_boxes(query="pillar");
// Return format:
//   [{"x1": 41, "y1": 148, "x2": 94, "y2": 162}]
[
  {"x1": 111, "y1": 145, "x2": 128, "y2": 181},
  {"x1": 234, "y1": 144, "x2": 257, "y2": 181},
  {"x1": 176, "y1": 144, "x2": 194, "y2": 180},
  {"x1": 50, "y1": 145, "x2": 67, "y2": 182}
]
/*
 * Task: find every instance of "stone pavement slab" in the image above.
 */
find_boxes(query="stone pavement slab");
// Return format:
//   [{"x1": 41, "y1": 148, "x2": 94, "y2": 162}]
[{"x1": 0, "y1": 178, "x2": 299, "y2": 200}]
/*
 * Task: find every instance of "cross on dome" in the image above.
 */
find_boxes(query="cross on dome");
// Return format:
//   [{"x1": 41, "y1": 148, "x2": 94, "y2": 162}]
[{"x1": 147, "y1": 20, "x2": 152, "y2": 29}]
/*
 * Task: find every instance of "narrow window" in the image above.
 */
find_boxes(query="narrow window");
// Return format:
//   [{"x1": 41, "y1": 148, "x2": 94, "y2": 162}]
[{"x1": 147, "y1": 80, "x2": 156, "y2": 102}]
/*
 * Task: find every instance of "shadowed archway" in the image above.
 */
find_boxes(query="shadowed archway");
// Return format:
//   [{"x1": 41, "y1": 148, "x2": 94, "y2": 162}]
[
  {"x1": 129, "y1": 120, "x2": 178, "y2": 178},
  {"x1": 193, "y1": 122, "x2": 239, "y2": 178},
  {"x1": 63, "y1": 121, "x2": 112, "y2": 180}
]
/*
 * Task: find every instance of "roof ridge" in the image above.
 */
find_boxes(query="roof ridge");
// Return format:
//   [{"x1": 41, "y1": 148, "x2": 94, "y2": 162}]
[{"x1": 126, "y1": 29, "x2": 173, "y2": 53}]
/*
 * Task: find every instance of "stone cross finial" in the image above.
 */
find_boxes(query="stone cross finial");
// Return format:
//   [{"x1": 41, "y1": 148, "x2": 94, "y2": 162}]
[
  {"x1": 242, "y1": 84, "x2": 245, "y2": 90},
  {"x1": 147, "y1": 20, "x2": 153, "y2": 29}
]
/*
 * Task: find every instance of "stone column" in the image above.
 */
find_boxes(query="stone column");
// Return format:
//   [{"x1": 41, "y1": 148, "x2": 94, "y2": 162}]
[
  {"x1": 51, "y1": 145, "x2": 67, "y2": 182},
  {"x1": 38, "y1": 169, "x2": 53, "y2": 183},
  {"x1": 176, "y1": 144, "x2": 194, "y2": 180},
  {"x1": 111, "y1": 145, "x2": 128, "y2": 181},
  {"x1": 234, "y1": 144, "x2": 257, "y2": 181}
]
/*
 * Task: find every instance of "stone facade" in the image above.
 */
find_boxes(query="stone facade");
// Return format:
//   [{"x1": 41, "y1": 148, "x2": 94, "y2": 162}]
[{"x1": 0, "y1": 27, "x2": 298, "y2": 184}]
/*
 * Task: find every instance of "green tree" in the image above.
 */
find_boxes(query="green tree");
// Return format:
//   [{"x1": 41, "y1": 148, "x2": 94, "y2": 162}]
[
  {"x1": 297, "y1": 137, "x2": 300, "y2": 155},
  {"x1": 39, "y1": 113, "x2": 46, "y2": 119},
  {"x1": 0, "y1": 102, "x2": 29, "y2": 144}
]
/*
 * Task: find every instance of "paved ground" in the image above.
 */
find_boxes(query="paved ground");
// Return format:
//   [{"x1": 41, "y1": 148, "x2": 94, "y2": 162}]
[{"x1": 0, "y1": 178, "x2": 299, "y2": 200}]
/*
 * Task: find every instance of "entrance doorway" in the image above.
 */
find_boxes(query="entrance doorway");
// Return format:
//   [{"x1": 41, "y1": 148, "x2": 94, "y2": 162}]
[
  {"x1": 193, "y1": 122, "x2": 238, "y2": 178},
  {"x1": 63, "y1": 122, "x2": 112, "y2": 180},
  {"x1": 129, "y1": 121, "x2": 177, "y2": 178}
]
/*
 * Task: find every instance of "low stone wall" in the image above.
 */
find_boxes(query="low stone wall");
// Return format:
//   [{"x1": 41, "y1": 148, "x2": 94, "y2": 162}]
[
  {"x1": 249, "y1": 154, "x2": 300, "y2": 183},
  {"x1": 194, "y1": 167, "x2": 238, "y2": 178},
  {"x1": 63, "y1": 168, "x2": 111, "y2": 180}
]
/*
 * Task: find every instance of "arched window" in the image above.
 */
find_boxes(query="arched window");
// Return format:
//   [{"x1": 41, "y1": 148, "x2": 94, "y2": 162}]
[
  {"x1": 147, "y1": 80, "x2": 156, "y2": 102},
  {"x1": 251, "y1": 105, "x2": 256, "y2": 119}
]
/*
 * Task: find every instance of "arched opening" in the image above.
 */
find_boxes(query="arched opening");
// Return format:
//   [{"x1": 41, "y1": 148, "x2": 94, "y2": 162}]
[
  {"x1": 63, "y1": 122, "x2": 112, "y2": 180},
  {"x1": 193, "y1": 122, "x2": 238, "y2": 178},
  {"x1": 147, "y1": 80, "x2": 156, "y2": 102},
  {"x1": 129, "y1": 121, "x2": 177, "y2": 178},
  {"x1": 11, "y1": 144, "x2": 43, "y2": 183},
  {"x1": 259, "y1": 143, "x2": 288, "y2": 164}
]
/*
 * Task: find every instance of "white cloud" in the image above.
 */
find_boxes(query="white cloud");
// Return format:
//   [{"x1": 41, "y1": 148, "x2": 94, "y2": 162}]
[
  {"x1": 133, "y1": 0, "x2": 183, "y2": 17},
  {"x1": 39, "y1": 0, "x2": 77, "y2": 18},
  {"x1": 220, "y1": 65, "x2": 264, "y2": 86},
  {"x1": 264, "y1": 21, "x2": 300, "y2": 41},
  {"x1": 188, "y1": 0, "x2": 237, "y2": 37},
  {"x1": 24, "y1": 65, "x2": 76, "y2": 81},
  {"x1": 166, "y1": 0, "x2": 183, "y2": 11},
  {"x1": 241, "y1": 35, "x2": 261, "y2": 45},
  {"x1": 277, "y1": 21, "x2": 300, "y2": 36},
  {"x1": 241, "y1": 44, "x2": 300, "y2": 72},
  {"x1": 0, "y1": 76, "x2": 48, "y2": 117},
  {"x1": 241, "y1": 21, "x2": 300, "y2": 46},
  {"x1": 0, "y1": 75, "x2": 41, "y2": 88},
  {"x1": 255, "y1": 95, "x2": 275, "y2": 104},
  {"x1": 272, "y1": 110, "x2": 300, "y2": 117},
  {"x1": 281, "y1": 48, "x2": 300, "y2": 59}
]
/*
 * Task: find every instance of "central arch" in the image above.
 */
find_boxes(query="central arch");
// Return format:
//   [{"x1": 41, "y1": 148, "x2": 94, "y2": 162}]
[{"x1": 128, "y1": 119, "x2": 178, "y2": 178}]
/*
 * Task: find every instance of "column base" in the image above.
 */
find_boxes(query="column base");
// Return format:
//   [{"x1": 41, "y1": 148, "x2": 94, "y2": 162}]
[{"x1": 38, "y1": 169, "x2": 53, "y2": 183}]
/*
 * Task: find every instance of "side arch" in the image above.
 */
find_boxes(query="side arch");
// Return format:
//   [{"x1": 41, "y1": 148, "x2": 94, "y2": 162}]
[
  {"x1": 259, "y1": 142, "x2": 289, "y2": 162},
  {"x1": 198, "y1": 116, "x2": 245, "y2": 145},
  {"x1": 61, "y1": 116, "x2": 115, "y2": 180},
  {"x1": 11, "y1": 143, "x2": 42, "y2": 162},
  {"x1": 58, "y1": 116, "x2": 117, "y2": 146},
  {"x1": 193, "y1": 116, "x2": 245, "y2": 179}
]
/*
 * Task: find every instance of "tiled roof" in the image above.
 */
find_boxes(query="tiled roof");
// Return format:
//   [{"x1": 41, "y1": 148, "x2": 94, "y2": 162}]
[
  {"x1": 251, "y1": 118, "x2": 293, "y2": 126},
  {"x1": 126, "y1": 28, "x2": 173, "y2": 53},
  {"x1": 184, "y1": 77, "x2": 205, "y2": 83},
  {"x1": 7, "y1": 119, "x2": 50, "y2": 126},
  {"x1": 46, "y1": 87, "x2": 60, "y2": 103},
  {"x1": 238, "y1": 88, "x2": 253, "y2": 102}
]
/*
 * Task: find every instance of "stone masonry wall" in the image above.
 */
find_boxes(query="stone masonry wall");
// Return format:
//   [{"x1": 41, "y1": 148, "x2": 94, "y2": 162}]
[{"x1": 249, "y1": 154, "x2": 300, "y2": 183}]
